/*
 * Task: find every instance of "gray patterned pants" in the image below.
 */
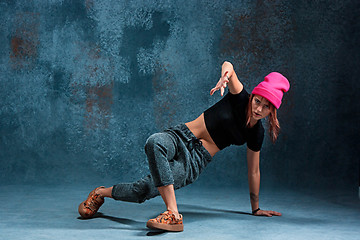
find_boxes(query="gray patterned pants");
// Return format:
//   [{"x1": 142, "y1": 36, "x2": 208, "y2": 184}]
[{"x1": 111, "y1": 124, "x2": 212, "y2": 203}]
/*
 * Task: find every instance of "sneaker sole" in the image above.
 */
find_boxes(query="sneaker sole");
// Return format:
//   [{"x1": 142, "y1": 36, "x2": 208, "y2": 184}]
[{"x1": 146, "y1": 221, "x2": 184, "y2": 232}]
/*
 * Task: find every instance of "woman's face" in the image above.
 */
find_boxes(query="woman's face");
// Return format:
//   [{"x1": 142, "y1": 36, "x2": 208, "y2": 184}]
[{"x1": 251, "y1": 95, "x2": 271, "y2": 120}]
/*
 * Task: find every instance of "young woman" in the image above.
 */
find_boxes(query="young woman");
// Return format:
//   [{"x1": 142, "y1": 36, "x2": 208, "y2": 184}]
[{"x1": 78, "y1": 61, "x2": 290, "y2": 232}]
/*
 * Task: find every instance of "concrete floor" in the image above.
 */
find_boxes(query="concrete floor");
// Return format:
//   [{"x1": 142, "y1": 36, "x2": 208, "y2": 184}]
[{"x1": 1, "y1": 184, "x2": 359, "y2": 240}]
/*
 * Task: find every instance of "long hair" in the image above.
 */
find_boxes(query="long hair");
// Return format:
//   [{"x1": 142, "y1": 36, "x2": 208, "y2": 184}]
[{"x1": 246, "y1": 94, "x2": 280, "y2": 143}]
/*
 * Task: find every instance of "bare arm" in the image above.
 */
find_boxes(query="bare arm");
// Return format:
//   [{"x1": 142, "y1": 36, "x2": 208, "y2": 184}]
[
  {"x1": 221, "y1": 61, "x2": 243, "y2": 94},
  {"x1": 247, "y1": 147, "x2": 260, "y2": 212},
  {"x1": 247, "y1": 147, "x2": 282, "y2": 217},
  {"x1": 210, "y1": 61, "x2": 243, "y2": 96}
]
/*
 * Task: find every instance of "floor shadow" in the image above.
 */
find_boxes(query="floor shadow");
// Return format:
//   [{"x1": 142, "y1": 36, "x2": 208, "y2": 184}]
[
  {"x1": 178, "y1": 203, "x2": 331, "y2": 224},
  {"x1": 179, "y1": 203, "x2": 252, "y2": 216},
  {"x1": 178, "y1": 202, "x2": 336, "y2": 227},
  {"x1": 77, "y1": 205, "x2": 254, "y2": 234},
  {"x1": 90, "y1": 212, "x2": 143, "y2": 226},
  {"x1": 79, "y1": 212, "x2": 169, "y2": 235},
  {"x1": 146, "y1": 230, "x2": 167, "y2": 236}
]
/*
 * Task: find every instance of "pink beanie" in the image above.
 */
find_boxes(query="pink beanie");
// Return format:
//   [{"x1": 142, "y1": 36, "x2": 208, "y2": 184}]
[{"x1": 251, "y1": 72, "x2": 290, "y2": 109}]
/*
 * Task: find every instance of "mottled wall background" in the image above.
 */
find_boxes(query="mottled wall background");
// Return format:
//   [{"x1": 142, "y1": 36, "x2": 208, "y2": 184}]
[{"x1": 0, "y1": 0, "x2": 359, "y2": 191}]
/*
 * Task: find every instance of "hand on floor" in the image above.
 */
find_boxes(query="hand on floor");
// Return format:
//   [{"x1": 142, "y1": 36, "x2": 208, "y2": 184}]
[{"x1": 254, "y1": 209, "x2": 282, "y2": 217}]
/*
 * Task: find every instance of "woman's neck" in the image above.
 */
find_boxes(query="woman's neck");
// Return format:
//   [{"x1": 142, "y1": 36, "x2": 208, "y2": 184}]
[{"x1": 249, "y1": 117, "x2": 258, "y2": 128}]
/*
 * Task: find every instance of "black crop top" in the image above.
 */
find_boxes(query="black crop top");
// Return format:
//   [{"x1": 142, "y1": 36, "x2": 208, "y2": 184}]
[{"x1": 204, "y1": 88, "x2": 264, "y2": 152}]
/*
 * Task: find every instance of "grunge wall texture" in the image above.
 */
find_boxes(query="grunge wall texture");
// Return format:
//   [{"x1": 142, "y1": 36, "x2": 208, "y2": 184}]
[{"x1": 0, "y1": 0, "x2": 359, "y2": 191}]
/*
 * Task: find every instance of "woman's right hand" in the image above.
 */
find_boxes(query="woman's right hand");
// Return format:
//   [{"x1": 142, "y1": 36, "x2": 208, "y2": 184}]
[{"x1": 210, "y1": 71, "x2": 230, "y2": 96}]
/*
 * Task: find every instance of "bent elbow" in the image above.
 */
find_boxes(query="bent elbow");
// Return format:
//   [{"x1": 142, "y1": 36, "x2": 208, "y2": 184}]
[
  {"x1": 248, "y1": 169, "x2": 260, "y2": 176},
  {"x1": 223, "y1": 61, "x2": 233, "y2": 67}
]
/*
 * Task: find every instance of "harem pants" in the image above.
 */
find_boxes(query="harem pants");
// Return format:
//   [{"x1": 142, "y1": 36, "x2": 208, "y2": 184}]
[{"x1": 111, "y1": 124, "x2": 212, "y2": 203}]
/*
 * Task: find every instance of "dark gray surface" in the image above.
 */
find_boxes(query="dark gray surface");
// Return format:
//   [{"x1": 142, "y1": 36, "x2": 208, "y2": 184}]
[{"x1": 1, "y1": 184, "x2": 359, "y2": 240}]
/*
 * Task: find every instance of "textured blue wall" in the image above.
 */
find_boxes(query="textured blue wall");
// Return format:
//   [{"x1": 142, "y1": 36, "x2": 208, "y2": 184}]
[{"x1": 0, "y1": 0, "x2": 358, "y2": 190}]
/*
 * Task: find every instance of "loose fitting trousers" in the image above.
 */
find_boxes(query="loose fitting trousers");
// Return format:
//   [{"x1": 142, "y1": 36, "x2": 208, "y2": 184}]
[{"x1": 111, "y1": 124, "x2": 212, "y2": 203}]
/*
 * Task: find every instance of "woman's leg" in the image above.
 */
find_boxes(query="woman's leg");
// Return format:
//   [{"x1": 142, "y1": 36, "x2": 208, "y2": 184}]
[
  {"x1": 145, "y1": 132, "x2": 177, "y2": 188},
  {"x1": 144, "y1": 132, "x2": 185, "y2": 231},
  {"x1": 97, "y1": 186, "x2": 113, "y2": 198},
  {"x1": 102, "y1": 181, "x2": 180, "y2": 218},
  {"x1": 79, "y1": 175, "x2": 159, "y2": 218},
  {"x1": 158, "y1": 184, "x2": 180, "y2": 219},
  {"x1": 144, "y1": 133, "x2": 181, "y2": 215},
  {"x1": 111, "y1": 175, "x2": 159, "y2": 203}
]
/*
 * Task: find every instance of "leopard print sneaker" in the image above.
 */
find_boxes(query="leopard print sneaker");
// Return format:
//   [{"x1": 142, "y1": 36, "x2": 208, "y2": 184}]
[
  {"x1": 146, "y1": 210, "x2": 184, "y2": 232},
  {"x1": 78, "y1": 186, "x2": 105, "y2": 218}
]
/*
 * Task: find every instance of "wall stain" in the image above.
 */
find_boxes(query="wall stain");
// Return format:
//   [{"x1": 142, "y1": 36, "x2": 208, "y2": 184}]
[
  {"x1": 69, "y1": 42, "x2": 114, "y2": 130},
  {"x1": 220, "y1": 0, "x2": 295, "y2": 81},
  {"x1": 85, "y1": 82, "x2": 114, "y2": 129},
  {"x1": 10, "y1": 12, "x2": 40, "y2": 69},
  {"x1": 85, "y1": 44, "x2": 113, "y2": 130},
  {"x1": 85, "y1": 0, "x2": 94, "y2": 11},
  {"x1": 152, "y1": 63, "x2": 177, "y2": 130}
]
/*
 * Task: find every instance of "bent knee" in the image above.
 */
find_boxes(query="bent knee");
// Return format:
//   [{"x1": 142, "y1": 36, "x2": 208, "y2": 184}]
[{"x1": 144, "y1": 133, "x2": 168, "y2": 152}]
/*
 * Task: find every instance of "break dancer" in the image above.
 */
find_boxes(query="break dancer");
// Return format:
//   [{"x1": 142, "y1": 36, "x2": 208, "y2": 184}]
[{"x1": 78, "y1": 61, "x2": 289, "y2": 232}]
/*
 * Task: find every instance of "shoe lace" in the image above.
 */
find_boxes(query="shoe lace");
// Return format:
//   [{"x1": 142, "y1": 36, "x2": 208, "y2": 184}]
[{"x1": 85, "y1": 194, "x2": 102, "y2": 212}]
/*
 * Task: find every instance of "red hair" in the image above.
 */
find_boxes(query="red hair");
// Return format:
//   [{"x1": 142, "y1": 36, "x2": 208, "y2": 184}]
[{"x1": 246, "y1": 94, "x2": 280, "y2": 143}]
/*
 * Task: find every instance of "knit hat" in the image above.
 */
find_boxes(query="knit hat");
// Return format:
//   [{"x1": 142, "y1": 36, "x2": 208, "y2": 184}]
[{"x1": 251, "y1": 72, "x2": 290, "y2": 109}]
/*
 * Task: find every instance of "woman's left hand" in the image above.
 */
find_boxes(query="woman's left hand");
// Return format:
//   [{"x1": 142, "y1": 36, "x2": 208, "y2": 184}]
[
  {"x1": 210, "y1": 71, "x2": 229, "y2": 96},
  {"x1": 254, "y1": 209, "x2": 282, "y2": 217}
]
